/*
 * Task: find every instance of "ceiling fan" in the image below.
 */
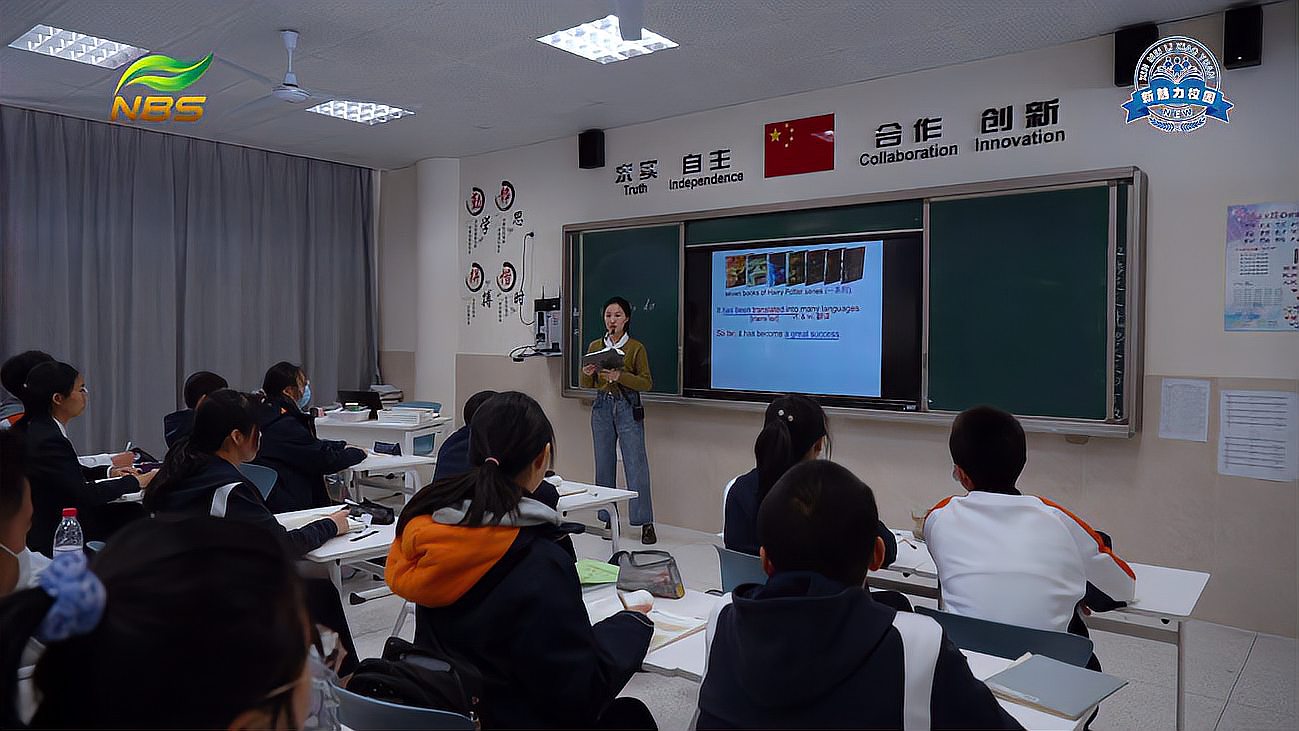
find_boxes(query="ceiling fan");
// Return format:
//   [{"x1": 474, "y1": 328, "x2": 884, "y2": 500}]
[
  {"x1": 218, "y1": 29, "x2": 353, "y2": 126},
  {"x1": 267, "y1": 30, "x2": 313, "y2": 103}
]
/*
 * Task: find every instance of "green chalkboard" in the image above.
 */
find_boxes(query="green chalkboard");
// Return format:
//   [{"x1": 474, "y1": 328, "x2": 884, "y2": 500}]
[
  {"x1": 928, "y1": 185, "x2": 1112, "y2": 419},
  {"x1": 569, "y1": 225, "x2": 681, "y2": 395},
  {"x1": 686, "y1": 200, "x2": 922, "y2": 245}
]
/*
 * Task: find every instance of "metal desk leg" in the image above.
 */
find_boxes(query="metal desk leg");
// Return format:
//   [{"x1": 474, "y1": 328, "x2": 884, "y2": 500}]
[
  {"x1": 609, "y1": 503, "x2": 622, "y2": 554},
  {"x1": 1176, "y1": 619, "x2": 1186, "y2": 731},
  {"x1": 329, "y1": 560, "x2": 342, "y2": 592}
]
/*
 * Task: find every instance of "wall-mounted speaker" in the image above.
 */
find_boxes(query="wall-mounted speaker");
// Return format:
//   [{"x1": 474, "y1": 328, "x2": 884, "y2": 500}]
[
  {"x1": 1114, "y1": 24, "x2": 1159, "y2": 87},
  {"x1": 578, "y1": 129, "x2": 605, "y2": 169},
  {"x1": 1224, "y1": 5, "x2": 1262, "y2": 69}
]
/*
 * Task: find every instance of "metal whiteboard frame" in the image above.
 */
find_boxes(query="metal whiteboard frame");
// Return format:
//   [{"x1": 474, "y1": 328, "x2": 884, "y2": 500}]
[{"x1": 561, "y1": 167, "x2": 1147, "y2": 438}]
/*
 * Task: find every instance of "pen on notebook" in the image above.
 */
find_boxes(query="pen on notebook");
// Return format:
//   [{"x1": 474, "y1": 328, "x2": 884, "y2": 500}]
[{"x1": 349, "y1": 530, "x2": 379, "y2": 542}]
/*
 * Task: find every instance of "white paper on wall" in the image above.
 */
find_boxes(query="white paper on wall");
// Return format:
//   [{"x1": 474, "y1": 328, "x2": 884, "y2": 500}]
[
  {"x1": 1217, "y1": 389, "x2": 1299, "y2": 482},
  {"x1": 1158, "y1": 378, "x2": 1211, "y2": 442}
]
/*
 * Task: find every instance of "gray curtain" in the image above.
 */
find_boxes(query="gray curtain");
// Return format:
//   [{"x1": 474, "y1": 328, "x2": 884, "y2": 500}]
[{"x1": 0, "y1": 106, "x2": 377, "y2": 456}]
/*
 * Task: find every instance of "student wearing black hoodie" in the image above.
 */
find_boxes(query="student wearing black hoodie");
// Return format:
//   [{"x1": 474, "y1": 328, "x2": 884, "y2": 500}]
[
  {"x1": 432, "y1": 389, "x2": 497, "y2": 483},
  {"x1": 388, "y1": 391, "x2": 655, "y2": 730},
  {"x1": 253, "y1": 362, "x2": 365, "y2": 513},
  {"x1": 145, "y1": 388, "x2": 360, "y2": 673},
  {"x1": 697, "y1": 460, "x2": 1022, "y2": 730},
  {"x1": 162, "y1": 370, "x2": 228, "y2": 449}
]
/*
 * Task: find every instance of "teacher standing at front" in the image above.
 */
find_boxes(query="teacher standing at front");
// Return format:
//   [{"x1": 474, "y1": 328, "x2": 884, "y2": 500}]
[{"x1": 580, "y1": 296, "x2": 656, "y2": 544}]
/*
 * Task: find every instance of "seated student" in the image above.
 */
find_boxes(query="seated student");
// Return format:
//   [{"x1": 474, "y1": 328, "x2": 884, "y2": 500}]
[
  {"x1": 254, "y1": 362, "x2": 365, "y2": 513},
  {"x1": 145, "y1": 388, "x2": 359, "y2": 673},
  {"x1": 163, "y1": 370, "x2": 228, "y2": 449},
  {"x1": 432, "y1": 389, "x2": 498, "y2": 483},
  {"x1": 0, "y1": 430, "x2": 35, "y2": 595},
  {"x1": 697, "y1": 460, "x2": 1021, "y2": 730},
  {"x1": 14, "y1": 361, "x2": 150, "y2": 555},
  {"x1": 724, "y1": 394, "x2": 896, "y2": 568},
  {"x1": 388, "y1": 391, "x2": 656, "y2": 730},
  {"x1": 0, "y1": 517, "x2": 323, "y2": 729},
  {"x1": 924, "y1": 406, "x2": 1136, "y2": 645},
  {"x1": 0, "y1": 351, "x2": 132, "y2": 472}
]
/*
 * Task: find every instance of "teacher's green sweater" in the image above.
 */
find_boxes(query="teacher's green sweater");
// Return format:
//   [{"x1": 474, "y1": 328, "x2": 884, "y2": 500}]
[{"x1": 580, "y1": 337, "x2": 653, "y2": 393}]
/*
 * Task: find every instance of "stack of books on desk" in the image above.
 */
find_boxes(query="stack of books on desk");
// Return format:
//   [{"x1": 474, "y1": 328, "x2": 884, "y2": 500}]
[
  {"x1": 376, "y1": 409, "x2": 425, "y2": 426},
  {"x1": 370, "y1": 384, "x2": 403, "y2": 409}
]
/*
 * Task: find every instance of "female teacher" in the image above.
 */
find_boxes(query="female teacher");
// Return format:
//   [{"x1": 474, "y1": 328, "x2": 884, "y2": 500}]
[{"x1": 580, "y1": 296, "x2": 656, "y2": 544}]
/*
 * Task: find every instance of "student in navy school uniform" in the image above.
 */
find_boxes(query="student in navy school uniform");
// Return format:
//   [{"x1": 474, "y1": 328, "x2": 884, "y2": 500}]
[
  {"x1": 145, "y1": 388, "x2": 360, "y2": 674},
  {"x1": 252, "y1": 361, "x2": 365, "y2": 513},
  {"x1": 1, "y1": 351, "x2": 133, "y2": 472},
  {"x1": 162, "y1": 370, "x2": 228, "y2": 449},
  {"x1": 697, "y1": 460, "x2": 1022, "y2": 730},
  {"x1": 724, "y1": 394, "x2": 897, "y2": 568},
  {"x1": 13, "y1": 361, "x2": 150, "y2": 555}
]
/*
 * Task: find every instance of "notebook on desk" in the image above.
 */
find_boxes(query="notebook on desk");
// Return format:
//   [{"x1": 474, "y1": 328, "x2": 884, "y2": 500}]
[{"x1": 984, "y1": 654, "x2": 1127, "y2": 720}]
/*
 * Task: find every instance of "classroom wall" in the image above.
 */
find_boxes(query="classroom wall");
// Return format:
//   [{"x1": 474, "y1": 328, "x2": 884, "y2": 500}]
[
  {"x1": 390, "y1": 4, "x2": 1299, "y2": 634},
  {"x1": 378, "y1": 164, "x2": 418, "y2": 396}
]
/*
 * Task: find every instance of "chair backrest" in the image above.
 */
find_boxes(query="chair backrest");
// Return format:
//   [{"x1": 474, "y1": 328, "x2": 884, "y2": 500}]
[
  {"x1": 237, "y1": 463, "x2": 277, "y2": 501},
  {"x1": 718, "y1": 474, "x2": 740, "y2": 538},
  {"x1": 715, "y1": 545, "x2": 769, "y2": 593},
  {"x1": 334, "y1": 684, "x2": 475, "y2": 730},
  {"x1": 914, "y1": 606, "x2": 1095, "y2": 667}
]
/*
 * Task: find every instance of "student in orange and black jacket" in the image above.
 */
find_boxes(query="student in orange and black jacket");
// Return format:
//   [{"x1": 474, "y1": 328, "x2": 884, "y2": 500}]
[{"x1": 388, "y1": 392, "x2": 656, "y2": 730}]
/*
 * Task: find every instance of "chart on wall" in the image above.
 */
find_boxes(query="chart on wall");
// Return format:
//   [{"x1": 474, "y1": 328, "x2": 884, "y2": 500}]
[
  {"x1": 1224, "y1": 201, "x2": 1299, "y2": 332},
  {"x1": 462, "y1": 180, "x2": 533, "y2": 327}
]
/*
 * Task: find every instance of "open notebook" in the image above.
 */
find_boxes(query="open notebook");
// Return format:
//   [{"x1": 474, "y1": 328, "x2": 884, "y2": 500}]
[{"x1": 584, "y1": 592, "x2": 707, "y2": 652}]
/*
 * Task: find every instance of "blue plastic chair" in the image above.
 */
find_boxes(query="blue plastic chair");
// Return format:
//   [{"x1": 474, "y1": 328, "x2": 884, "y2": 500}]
[
  {"x1": 237, "y1": 463, "x2": 278, "y2": 501},
  {"x1": 915, "y1": 606, "x2": 1095, "y2": 667},
  {"x1": 334, "y1": 684, "x2": 475, "y2": 730},
  {"x1": 714, "y1": 545, "x2": 769, "y2": 593}
]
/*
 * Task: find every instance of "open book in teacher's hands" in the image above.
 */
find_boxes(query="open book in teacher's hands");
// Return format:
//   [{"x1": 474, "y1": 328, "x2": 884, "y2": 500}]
[{"x1": 582, "y1": 347, "x2": 625, "y2": 371}]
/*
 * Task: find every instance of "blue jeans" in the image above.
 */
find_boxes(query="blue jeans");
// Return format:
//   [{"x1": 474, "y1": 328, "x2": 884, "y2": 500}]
[{"x1": 591, "y1": 390, "x2": 654, "y2": 526}]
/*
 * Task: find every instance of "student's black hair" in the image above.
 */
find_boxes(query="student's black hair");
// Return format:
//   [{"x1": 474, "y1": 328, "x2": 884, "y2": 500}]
[
  {"x1": 754, "y1": 394, "x2": 830, "y2": 505},
  {"x1": 18, "y1": 361, "x2": 79, "y2": 419},
  {"x1": 462, "y1": 389, "x2": 499, "y2": 426},
  {"x1": 949, "y1": 405, "x2": 1026, "y2": 494},
  {"x1": 262, "y1": 361, "x2": 305, "y2": 399},
  {"x1": 146, "y1": 390, "x2": 259, "y2": 512},
  {"x1": 0, "y1": 517, "x2": 309, "y2": 729},
  {"x1": 183, "y1": 370, "x2": 229, "y2": 409},
  {"x1": 0, "y1": 430, "x2": 25, "y2": 521},
  {"x1": 757, "y1": 460, "x2": 879, "y2": 586},
  {"x1": 399, "y1": 391, "x2": 554, "y2": 532},
  {"x1": 602, "y1": 296, "x2": 633, "y2": 334},
  {"x1": 0, "y1": 350, "x2": 53, "y2": 402}
]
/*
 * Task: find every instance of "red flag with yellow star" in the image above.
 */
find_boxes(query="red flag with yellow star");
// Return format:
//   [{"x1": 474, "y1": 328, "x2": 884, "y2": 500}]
[{"x1": 764, "y1": 113, "x2": 835, "y2": 177}]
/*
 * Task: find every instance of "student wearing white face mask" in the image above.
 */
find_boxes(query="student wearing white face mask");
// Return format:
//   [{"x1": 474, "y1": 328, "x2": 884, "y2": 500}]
[
  {"x1": 0, "y1": 430, "x2": 35, "y2": 594},
  {"x1": 252, "y1": 361, "x2": 365, "y2": 513}
]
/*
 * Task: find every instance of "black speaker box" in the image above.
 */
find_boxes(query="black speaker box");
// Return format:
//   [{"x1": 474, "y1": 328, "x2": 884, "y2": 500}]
[
  {"x1": 1114, "y1": 24, "x2": 1159, "y2": 87},
  {"x1": 1224, "y1": 5, "x2": 1262, "y2": 69},
  {"x1": 578, "y1": 129, "x2": 605, "y2": 169}
]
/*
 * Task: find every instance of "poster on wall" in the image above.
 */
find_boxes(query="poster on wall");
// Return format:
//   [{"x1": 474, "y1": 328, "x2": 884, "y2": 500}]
[
  {"x1": 1224, "y1": 202, "x2": 1299, "y2": 332},
  {"x1": 461, "y1": 180, "x2": 531, "y2": 327}
]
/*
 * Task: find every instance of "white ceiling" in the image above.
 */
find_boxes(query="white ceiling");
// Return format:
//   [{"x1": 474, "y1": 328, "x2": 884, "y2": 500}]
[{"x1": 0, "y1": 0, "x2": 1241, "y2": 170}]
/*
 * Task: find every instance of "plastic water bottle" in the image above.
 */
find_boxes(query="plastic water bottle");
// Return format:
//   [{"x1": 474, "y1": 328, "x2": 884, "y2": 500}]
[{"x1": 52, "y1": 508, "x2": 84, "y2": 556}]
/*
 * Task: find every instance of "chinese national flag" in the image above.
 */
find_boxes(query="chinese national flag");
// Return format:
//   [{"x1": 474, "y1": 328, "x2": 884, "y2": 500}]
[{"x1": 764, "y1": 113, "x2": 835, "y2": 177}]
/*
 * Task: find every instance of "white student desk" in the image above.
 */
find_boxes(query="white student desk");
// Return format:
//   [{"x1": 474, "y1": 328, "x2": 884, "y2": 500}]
[
  {"x1": 314, "y1": 414, "x2": 452, "y2": 461},
  {"x1": 581, "y1": 585, "x2": 1087, "y2": 730},
  {"x1": 344, "y1": 450, "x2": 438, "y2": 500},
  {"x1": 555, "y1": 481, "x2": 638, "y2": 554},
  {"x1": 275, "y1": 506, "x2": 395, "y2": 589},
  {"x1": 869, "y1": 530, "x2": 1211, "y2": 731}
]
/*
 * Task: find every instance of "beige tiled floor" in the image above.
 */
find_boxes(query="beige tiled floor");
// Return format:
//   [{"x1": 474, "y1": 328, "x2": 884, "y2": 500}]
[{"x1": 342, "y1": 518, "x2": 1298, "y2": 731}]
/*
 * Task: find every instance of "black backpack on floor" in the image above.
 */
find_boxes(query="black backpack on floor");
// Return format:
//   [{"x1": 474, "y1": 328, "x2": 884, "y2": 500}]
[{"x1": 347, "y1": 636, "x2": 485, "y2": 724}]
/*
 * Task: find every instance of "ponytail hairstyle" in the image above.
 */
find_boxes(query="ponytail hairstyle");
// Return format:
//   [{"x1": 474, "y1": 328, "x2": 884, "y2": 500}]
[
  {"x1": 0, "y1": 517, "x2": 309, "y2": 729},
  {"x1": 262, "y1": 361, "x2": 305, "y2": 402},
  {"x1": 0, "y1": 350, "x2": 53, "y2": 403},
  {"x1": 146, "y1": 390, "x2": 259, "y2": 511},
  {"x1": 754, "y1": 394, "x2": 830, "y2": 505},
  {"x1": 603, "y1": 296, "x2": 633, "y2": 335},
  {"x1": 399, "y1": 391, "x2": 554, "y2": 532},
  {"x1": 18, "y1": 361, "x2": 78, "y2": 419}
]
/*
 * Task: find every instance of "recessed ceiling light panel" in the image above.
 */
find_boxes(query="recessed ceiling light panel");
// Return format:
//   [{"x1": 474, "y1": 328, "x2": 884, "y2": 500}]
[
  {"x1": 537, "y1": 14, "x2": 678, "y2": 64},
  {"x1": 8, "y1": 24, "x2": 147, "y2": 69},
  {"x1": 306, "y1": 100, "x2": 414, "y2": 126}
]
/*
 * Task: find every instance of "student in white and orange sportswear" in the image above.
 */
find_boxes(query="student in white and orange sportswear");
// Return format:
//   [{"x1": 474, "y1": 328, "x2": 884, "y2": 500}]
[{"x1": 924, "y1": 406, "x2": 1136, "y2": 644}]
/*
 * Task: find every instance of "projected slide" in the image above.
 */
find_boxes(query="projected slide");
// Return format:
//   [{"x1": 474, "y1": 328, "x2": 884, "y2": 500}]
[{"x1": 710, "y1": 241, "x2": 885, "y2": 397}]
